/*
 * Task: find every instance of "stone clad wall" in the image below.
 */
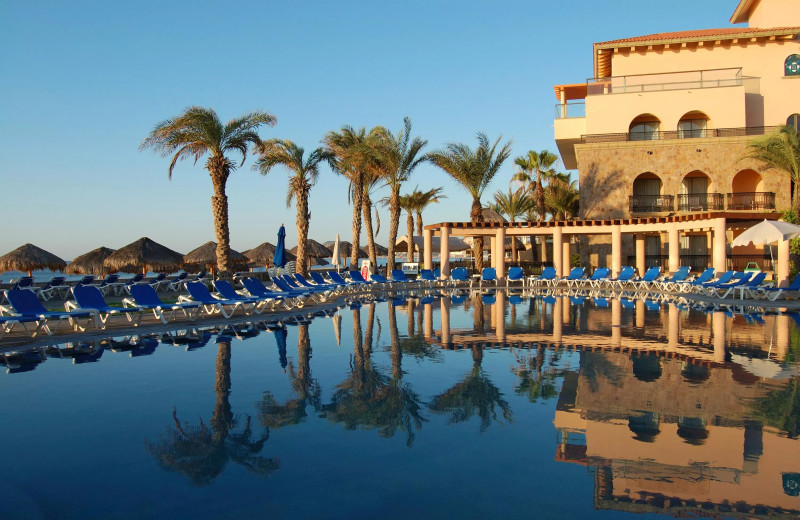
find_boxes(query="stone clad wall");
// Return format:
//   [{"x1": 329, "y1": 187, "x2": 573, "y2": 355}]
[{"x1": 576, "y1": 136, "x2": 790, "y2": 220}]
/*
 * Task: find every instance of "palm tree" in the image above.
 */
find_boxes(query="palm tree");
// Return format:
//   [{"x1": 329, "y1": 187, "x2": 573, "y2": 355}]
[
  {"x1": 398, "y1": 192, "x2": 417, "y2": 261},
  {"x1": 324, "y1": 126, "x2": 381, "y2": 267},
  {"x1": 253, "y1": 140, "x2": 331, "y2": 276},
  {"x1": 742, "y1": 125, "x2": 800, "y2": 213},
  {"x1": 414, "y1": 187, "x2": 446, "y2": 258},
  {"x1": 545, "y1": 174, "x2": 580, "y2": 221},
  {"x1": 361, "y1": 167, "x2": 384, "y2": 269},
  {"x1": 140, "y1": 106, "x2": 276, "y2": 278},
  {"x1": 428, "y1": 133, "x2": 512, "y2": 272},
  {"x1": 513, "y1": 150, "x2": 559, "y2": 220},
  {"x1": 374, "y1": 118, "x2": 428, "y2": 276},
  {"x1": 493, "y1": 186, "x2": 535, "y2": 260}
]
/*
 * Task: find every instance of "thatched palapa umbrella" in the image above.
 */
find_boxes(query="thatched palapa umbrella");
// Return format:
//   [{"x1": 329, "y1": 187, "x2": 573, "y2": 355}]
[
  {"x1": 324, "y1": 240, "x2": 367, "y2": 260},
  {"x1": 242, "y1": 242, "x2": 295, "y2": 269},
  {"x1": 290, "y1": 239, "x2": 331, "y2": 258},
  {"x1": 362, "y1": 243, "x2": 388, "y2": 256},
  {"x1": 104, "y1": 237, "x2": 183, "y2": 274},
  {"x1": 66, "y1": 246, "x2": 116, "y2": 275},
  {"x1": 184, "y1": 241, "x2": 248, "y2": 274},
  {"x1": 0, "y1": 243, "x2": 67, "y2": 277}
]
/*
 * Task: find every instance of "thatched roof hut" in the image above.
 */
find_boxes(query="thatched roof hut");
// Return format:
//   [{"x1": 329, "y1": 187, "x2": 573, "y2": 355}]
[
  {"x1": 183, "y1": 241, "x2": 248, "y2": 273},
  {"x1": 290, "y1": 239, "x2": 332, "y2": 258},
  {"x1": 104, "y1": 237, "x2": 184, "y2": 274},
  {"x1": 0, "y1": 243, "x2": 67, "y2": 276},
  {"x1": 242, "y1": 242, "x2": 296, "y2": 266},
  {"x1": 362, "y1": 243, "x2": 388, "y2": 256},
  {"x1": 66, "y1": 246, "x2": 116, "y2": 275},
  {"x1": 324, "y1": 240, "x2": 367, "y2": 259},
  {"x1": 481, "y1": 208, "x2": 508, "y2": 223}
]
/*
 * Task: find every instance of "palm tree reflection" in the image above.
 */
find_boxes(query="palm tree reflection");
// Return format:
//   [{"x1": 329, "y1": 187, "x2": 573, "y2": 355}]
[
  {"x1": 146, "y1": 338, "x2": 279, "y2": 486},
  {"x1": 513, "y1": 345, "x2": 561, "y2": 403}
]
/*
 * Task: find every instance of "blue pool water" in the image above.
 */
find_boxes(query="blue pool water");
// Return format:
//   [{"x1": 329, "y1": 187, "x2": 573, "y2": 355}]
[{"x1": 1, "y1": 290, "x2": 799, "y2": 519}]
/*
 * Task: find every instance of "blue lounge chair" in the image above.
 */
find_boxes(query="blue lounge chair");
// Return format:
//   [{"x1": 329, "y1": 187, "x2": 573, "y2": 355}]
[
  {"x1": 712, "y1": 272, "x2": 766, "y2": 299},
  {"x1": 654, "y1": 266, "x2": 691, "y2": 291},
  {"x1": 122, "y1": 273, "x2": 145, "y2": 294},
  {"x1": 698, "y1": 271, "x2": 737, "y2": 292},
  {"x1": 506, "y1": 267, "x2": 524, "y2": 287},
  {"x1": 148, "y1": 273, "x2": 168, "y2": 292},
  {"x1": 605, "y1": 266, "x2": 636, "y2": 289},
  {"x1": 2, "y1": 289, "x2": 96, "y2": 335},
  {"x1": 167, "y1": 272, "x2": 189, "y2": 291},
  {"x1": 39, "y1": 276, "x2": 71, "y2": 301},
  {"x1": 391, "y1": 269, "x2": 414, "y2": 285},
  {"x1": 593, "y1": 297, "x2": 609, "y2": 308},
  {"x1": 478, "y1": 267, "x2": 497, "y2": 288},
  {"x1": 419, "y1": 269, "x2": 438, "y2": 285},
  {"x1": 450, "y1": 293, "x2": 467, "y2": 305},
  {"x1": 68, "y1": 285, "x2": 142, "y2": 327},
  {"x1": 509, "y1": 294, "x2": 524, "y2": 305},
  {"x1": 0, "y1": 314, "x2": 41, "y2": 338},
  {"x1": 124, "y1": 284, "x2": 201, "y2": 324},
  {"x1": 674, "y1": 268, "x2": 715, "y2": 292},
  {"x1": 628, "y1": 266, "x2": 661, "y2": 290},
  {"x1": 11, "y1": 276, "x2": 36, "y2": 291},
  {"x1": 449, "y1": 267, "x2": 470, "y2": 285},
  {"x1": 273, "y1": 277, "x2": 326, "y2": 302},
  {"x1": 561, "y1": 267, "x2": 586, "y2": 288},
  {"x1": 569, "y1": 296, "x2": 585, "y2": 305},
  {"x1": 529, "y1": 267, "x2": 556, "y2": 287},
  {"x1": 750, "y1": 272, "x2": 800, "y2": 301},
  {"x1": 370, "y1": 273, "x2": 392, "y2": 285},
  {"x1": 348, "y1": 271, "x2": 373, "y2": 285},
  {"x1": 241, "y1": 277, "x2": 299, "y2": 308},
  {"x1": 180, "y1": 281, "x2": 251, "y2": 318},
  {"x1": 295, "y1": 273, "x2": 339, "y2": 292},
  {"x1": 587, "y1": 267, "x2": 611, "y2": 288},
  {"x1": 96, "y1": 273, "x2": 125, "y2": 296},
  {"x1": 481, "y1": 293, "x2": 496, "y2": 305},
  {"x1": 214, "y1": 280, "x2": 274, "y2": 312},
  {"x1": 328, "y1": 271, "x2": 359, "y2": 291}
]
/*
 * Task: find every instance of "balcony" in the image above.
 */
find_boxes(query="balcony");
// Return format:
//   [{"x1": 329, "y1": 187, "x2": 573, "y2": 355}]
[
  {"x1": 727, "y1": 192, "x2": 776, "y2": 211},
  {"x1": 677, "y1": 193, "x2": 725, "y2": 212},
  {"x1": 586, "y1": 68, "x2": 744, "y2": 96},
  {"x1": 583, "y1": 125, "x2": 782, "y2": 144},
  {"x1": 554, "y1": 101, "x2": 585, "y2": 119},
  {"x1": 629, "y1": 195, "x2": 674, "y2": 213}
]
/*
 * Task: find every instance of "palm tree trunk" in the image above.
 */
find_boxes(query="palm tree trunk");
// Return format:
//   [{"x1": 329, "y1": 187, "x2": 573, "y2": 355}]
[
  {"x1": 363, "y1": 195, "x2": 378, "y2": 270},
  {"x1": 296, "y1": 188, "x2": 310, "y2": 276},
  {"x1": 536, "y1": 171, "x2": 546, "y2": 220},
  {"x1": 388, "y1": 301, "x2": 401, "y2": 380},
  {"x1": 350, "y1": 176, "x2": 364, "y2": 268},
  {"x1": 415, "y1": 210, "x2": 424, "y2": 261},
  {"x1": 794, "y1": 181, "x2": 800, "y2": 215},
  {"x1": 407, "y1": 212, "x2": 415, "y2": 262},
  {"x1": 209, "y1": 164, "x2": 232, "y2": 278},
  {"x1": 471, "y1": 198, "x2": 484, "y2": 272},
  {"x1": 387, "y1": 190, "x2": 400, "y2": 276},
  {"x1": 211, "y1": 340, "x2": 232, "y2": 437},
  {"x1": 364, "y1": 302, "x2": 375, "y2": 358},
  {"x1": 297, "y1": 324, "x2": 310, "y2": 389}
]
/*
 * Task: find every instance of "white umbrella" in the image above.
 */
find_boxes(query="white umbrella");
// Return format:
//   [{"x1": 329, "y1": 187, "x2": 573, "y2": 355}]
[
  {"x1": 731, "y1": 219, "x2": 800, "y2": 268},
  {"x1": 332, "y1": 233, "x2": 340, "y2": 272}
]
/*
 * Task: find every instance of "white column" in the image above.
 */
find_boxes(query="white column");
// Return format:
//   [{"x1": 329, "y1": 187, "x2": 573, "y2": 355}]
[
  {"x1": 778, "y1": 238, "x2": 790, "y2": 287},
  {"x1": 423, "y1": 228, "x2": 433, "y2": 270},
  {"x1": 562, "y1": 236, "x2": 571, "y2": 276},
  {"x1": 611, "y1": 298, "x2": 621, "y2": 347},
  {"x1": 553, "y1": 227, "x2": 563, "y2": 277},
  {"x1": 712, "y1": 311, "x2": 726, "y2": 363},
  {"x1": 496, "y1": 290, "x2": 506, "y2": 343},
  {"x1": 496, "y1": 228, "x2": 506, "y2": 280},
  {"x1": 440, "y1": 226, "x2": 450, "y2": 278},
  {"x1": 611, "y1": 225, "x2": 621, "y2": 277},
  {"x1": 635, "y1": 234, "x2": 646, "y2": 276},
  {"x1": 668, "y1": 225, "x2": 680, "y2": 273},
  {"x1": 713, "y1": 218, "x2": 727, "y2": 274},
  {"x1": 441, "y1": 296, "x2": 451, "y2": 347}
]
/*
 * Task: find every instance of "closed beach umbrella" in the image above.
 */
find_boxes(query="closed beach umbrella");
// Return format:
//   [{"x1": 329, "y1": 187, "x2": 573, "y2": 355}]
[
  {"x1": 104, "y1": 237, "x2": 184, "y2": 274},
  {"x1": 0, "y1": 243, "x2": 67, "y2": 277},
  {"x1": 184, "y1": 241, "x2": 247, "y2": 274},
  {"x1": 274, "y1": 224, "x2": 287, "y2": 268},
  {"x1": 332, "y1": 309, "x2": 342, "y2": 347},
  {"x1": 332, "y1": 233, "x2": 340, "y2": 270},
  {"x1": 66, "y1": 246, "x2": 116, "y2": 275},
  {"x1": 274, "y1": 328, "x2": 288, "y2": 371},
  {"x1": 290, "y1": 239, "x2": 332, "y2": 259}
]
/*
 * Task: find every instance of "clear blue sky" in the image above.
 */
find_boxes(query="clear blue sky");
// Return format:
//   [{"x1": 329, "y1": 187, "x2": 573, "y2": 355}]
[{"x1": 1, "y1": 0, "x2": 740, "y2": 259}]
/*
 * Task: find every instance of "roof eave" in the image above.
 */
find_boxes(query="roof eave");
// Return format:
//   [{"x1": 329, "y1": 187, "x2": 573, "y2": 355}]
[{"x1": 730, "y1": 0, "x2": 755, "y2": 24}]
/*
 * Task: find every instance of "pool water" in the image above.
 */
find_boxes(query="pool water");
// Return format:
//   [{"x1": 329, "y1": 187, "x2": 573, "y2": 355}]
[{"x1": 1, "y1": 290, "x2": 799, "y2": 519}]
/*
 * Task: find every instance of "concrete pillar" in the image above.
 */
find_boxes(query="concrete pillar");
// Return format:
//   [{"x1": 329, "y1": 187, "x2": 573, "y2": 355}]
[
  {"x1": 424, "y1": 301, "x2": 433, "y2": 339},
  {"x1": 552, "y1": 296, "x2": 562, "y2": 344},
  {"x1": 713, "y1": 218, "x2": 727, "y2": 274},
  {"x1": 777, "y1": 238, "x2": 790, "y2": 287},
  {"x1": 490, "y1": 235, "x2": 498, "y2": 272},
  {"x1": 611, "y1": 225, "x2": 621, "y2": 277},
  {"x1": 668, "y1": 225, "x2": 680, "y2": 273},
  {"x1": 635, "y1": 234, "x2": 646, "y2": 276},
  {"x1": 496, "y1": 291, "x2": 506, "y2": 343},
  {"x1": 611, "y1": 298, "x2": 621, "y2": 348},
  {"x1": 667, "y1": 303, "x2": 679, "y2": 351},
  {"x1": 440, "y1": 226, "x2": 450, "y2": 278},
  {"x1": 635, "y1": 299, "x2": 645, "y2": 328},
  {"x1": 441, "y1": 296, "x2": 451, "y2": 347},
  {"x1": 496, "y1": 228, "x2": 506, "y2": 280},
  {"x1": 776, "y1": 314, "x2": 789, "y2": 359},
  {"x1": 562, "y1": 237, "x2": 571, "y2": 276},
  {"x1": 560, "y1": 90, "x2": 567, "y2": 118},
  {"x1": 540, "y1": 237, "x2": 548, "y2": 264},
  {"x1": 712, "y1": 311, "x2": 726, "y2": 363},
  {"x1": 553, "y1": 227, "x2": 563, "y2": 277},
  {"x1": 423, "y1": 228, "x2": 433, "y2": 270}
]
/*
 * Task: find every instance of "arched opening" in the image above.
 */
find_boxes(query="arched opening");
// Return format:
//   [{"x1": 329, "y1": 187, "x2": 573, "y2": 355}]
[
  {"x1": 629, "y1": 114, "x2": 660, "y2": 141},
  {"x1": 628, "y1": 412, "x2": 661, "y2": 443},
  {"x1": 788, "y1": 114, "x2": 800, "y2": 132},
  {"x1": 631, "y1": 354, "x2": 662, "y2": 382},
  {"x1": 679, "y1": 171, "x2": 721, "y2": 211},
  {"x1": 730, "y1": 170, "x2": 774, "y2": 210},
  {"x1": 677, "y1": 417, "x2": 710, "y2": 446},
  {"x1": 631, "y1": 173, "x2": 670, "y2": 212},
  {"x1": 678, "y1": 111, "x2": 710, "y2": 138},
  {"x1": 681, "y1": 363, "x2": 710, "y2": 384}
]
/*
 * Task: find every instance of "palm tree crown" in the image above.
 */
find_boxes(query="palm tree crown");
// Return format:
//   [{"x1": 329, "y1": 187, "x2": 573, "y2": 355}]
[
  {"x1": 140, "y1": 106, "x2": 276, "y2": 276},
  {"x1": 513, "y1": 150, "x2": 558, "y2": 220},
  {"x1": 742, "y1": 125, "x2": 800, "y2": 213}
]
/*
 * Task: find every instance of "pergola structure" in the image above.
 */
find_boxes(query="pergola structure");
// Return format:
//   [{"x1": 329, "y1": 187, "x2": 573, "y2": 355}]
[{"x1": 422, "y1": 212, "x2": 791, "y2": 286}]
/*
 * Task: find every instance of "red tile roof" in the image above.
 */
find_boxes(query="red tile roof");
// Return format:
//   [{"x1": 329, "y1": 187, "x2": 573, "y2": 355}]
[{"x1": 597, "y1": 26, "x2": 800, "y2": 46}]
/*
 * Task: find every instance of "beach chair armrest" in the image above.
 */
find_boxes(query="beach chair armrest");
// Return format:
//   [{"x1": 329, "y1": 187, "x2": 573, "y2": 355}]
[
  {"x1": 64, "y1": 301, "x2": 78, "y2": 311},
  {"x1": 177, "y1": 295, "x2": 193, "y2": 303},
  {"x1": 121, "y1": 298, "x2": 137, "y2": 308}
]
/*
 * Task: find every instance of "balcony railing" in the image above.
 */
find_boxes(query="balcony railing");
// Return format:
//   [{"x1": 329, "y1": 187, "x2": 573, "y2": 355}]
[
  {"x1": 583, "y1": 125, "x2": 782, "y2": 143},
  {"x1": 554, "y1": 101, "x2": 585, "y2": 119},
  {"x1": 727, "y1": 192, "x2": 776, "y2": 210},
  {"x1": 677, "y1": 193, "x2": 725, "y2": 211},
  {"x1": 586, "y1": 68, "x2": 743, "y2": 96},
  {"x1": 629, "y1": 195, "x2": 674, "y2": 213}
]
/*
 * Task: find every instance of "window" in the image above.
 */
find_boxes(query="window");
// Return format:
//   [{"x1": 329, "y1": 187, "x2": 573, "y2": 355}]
[
  {"x1": 678, "y1": 119, "x2": 707, "y2": 138},
  {"x1": 786, "y1": 54, "x2": 800, "y2": 76},
  {"x1": 788, "y1": 114, "x2": 800, "y2": 132},
  {"x1": 629, "y1": 121, "x2": 659, "y2": 141}
]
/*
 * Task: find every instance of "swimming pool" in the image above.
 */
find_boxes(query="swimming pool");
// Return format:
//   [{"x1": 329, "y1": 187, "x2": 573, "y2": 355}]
[{"x1": 2, "y1": 289, "x2": 798, "y2": 519}]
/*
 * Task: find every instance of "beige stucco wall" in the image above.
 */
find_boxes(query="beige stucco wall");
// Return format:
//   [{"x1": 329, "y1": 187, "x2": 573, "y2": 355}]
[
  {"x1": 576, "y1": 136, "x2": 791, "y2": 220},
  {"x1": 608, "y1": 39, "x2": 800, "y2": 127},
  {"x1": 744, "y1": 0, "x2": 800, "y2": 28}
]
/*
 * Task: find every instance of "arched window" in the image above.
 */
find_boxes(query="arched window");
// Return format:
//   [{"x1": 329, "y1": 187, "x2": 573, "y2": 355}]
[
  {"x1": 788, "y1": 114, "x2": 800, "y2": 132},
  {"x1": 786, "y1": 54, "x2": 800, "y2": 76},
  {"x1": 678, "y1": 111, "x2": 710, "y2": 138},
  {"x1": 629, "y1": 114, "x2": 660, "y2": 141}
]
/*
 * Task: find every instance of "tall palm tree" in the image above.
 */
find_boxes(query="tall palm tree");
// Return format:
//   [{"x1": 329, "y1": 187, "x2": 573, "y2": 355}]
[
  {"x1": 493, "y1": 186, "x2": 535, "y2": 260},
  {"x1": 254, "y1": 140, "x2": 331, "y2": 276},
  {"x1": 545, "y1": 174, "x2": 580, "y2": 221},
  {"x1": 428, "y1": 133, "x2": 512, "y2": 272},
  {"x1": 398, "y1": 192, "x2": 417, "y2": 261},
  {"x1": 742, "y1": 125, "x2": 800, "y2": 213},
  {"x1": 140, "y1": 106, "x2": 276, "y2": 278},
  {"x1": 361, "y1": 168, "x2": 384, "y2": 269},
  {"x1": 413, "y1": 187, "x2": 446, "y2": 243},
  {"x1": 374, "y1": 118, "x2": 428, "y2": 276},
  {"x1": 324, "y1": 126, "x2": 381, "y2": 267},
  {"x1": 513, "y1": 150, "x2": 559, "y2": 220}
]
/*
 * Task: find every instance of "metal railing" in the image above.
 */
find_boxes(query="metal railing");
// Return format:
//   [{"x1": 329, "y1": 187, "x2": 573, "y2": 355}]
[
  {"x1": 679, "y1": 255, "x2": 711, "y2": 271},
  {"x1": 677, "y1": 193, "x2": 725, "y2": 211},
  {"x1": 586, "y1": 68, "x2": 743, "y2": 96},
  {"x1": 554, "y1": 101, "x2": 586, "y2": 119},
  {"x1": 727, "y1": 192, "x2": 776, "y2": 210},
  {"x1": 583, "y1": 125, "x2": 782, "y2": 144},
  {"x1": 629, "y1": 195, "x2": 674, "y2": 213},
  {"x1": 728, "y1": 255, "x2": 773, "y2": 271}
]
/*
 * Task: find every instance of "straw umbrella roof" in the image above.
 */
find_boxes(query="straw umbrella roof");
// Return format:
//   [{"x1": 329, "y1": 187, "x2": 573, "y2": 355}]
[
  {"x1": 324, "y1": 240, "x2": 367, "y2": 259},
  {"x1": 242, "y1": 242, "x2": 295, "y2": 265},
  {"x1": 66, "y1": 246, "x2": 116, "y2": 275},
  {"x1": 104, "y1": 237, "x2": 184, "y2": 273},
  {"x1": 362, "y1": 243, "x2": 388, "y2": 255},
  {"x1": 184, "y1": 241, "x2": 247, "y2": 266},
  {"x1": 290, "y1": 239, "x2": 332, "y2": 258},
  {"x1": 0, "y1": 243, "x2": 67, "y2": 275},
  {"x1": 481, "y1": 208, "x2": 508, "y2": 223}
]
